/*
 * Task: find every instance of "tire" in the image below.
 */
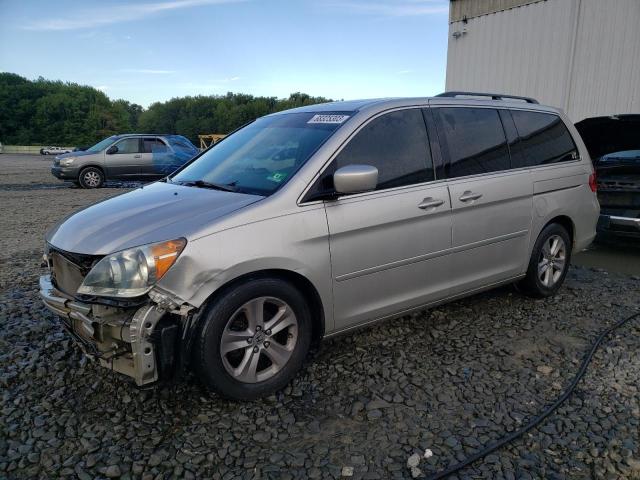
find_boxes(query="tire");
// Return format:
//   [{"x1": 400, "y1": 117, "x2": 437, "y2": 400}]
[
  {"x1": 78, "y1": 167, "x2": 105, "y2": 189},
  {"x1": 519, "y1": 223, "x2": 572, "y2": 298},
  {"x1": 194, "y1": 278, "x2": 312, "y2": 400}
]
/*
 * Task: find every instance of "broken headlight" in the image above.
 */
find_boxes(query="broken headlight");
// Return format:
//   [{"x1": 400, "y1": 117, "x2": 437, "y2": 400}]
[{"x1": 77, "y1": 238, "x2": 186, "y2": 298}]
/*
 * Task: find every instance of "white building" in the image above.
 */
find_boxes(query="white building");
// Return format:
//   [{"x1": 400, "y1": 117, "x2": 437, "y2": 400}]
[{"x1": 445, "y1": 0, "x2": 640, "y2": 122}]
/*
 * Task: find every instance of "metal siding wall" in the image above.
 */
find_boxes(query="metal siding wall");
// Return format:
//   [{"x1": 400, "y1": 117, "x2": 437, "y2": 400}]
[
  {"x1": 568, "y1": 0, "x2": 640, "y2": 121},
  {"x1": 445, "y1": 0, "x2": 640, "y2": 121},
  {"x1": 449, "y1": 0, "x2": 545, "y2": 22}
]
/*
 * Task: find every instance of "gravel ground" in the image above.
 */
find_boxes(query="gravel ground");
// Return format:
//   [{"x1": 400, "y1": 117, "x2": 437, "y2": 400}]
[{"x1": 1, "y1": 154, "x2": 640, "y2": 480}]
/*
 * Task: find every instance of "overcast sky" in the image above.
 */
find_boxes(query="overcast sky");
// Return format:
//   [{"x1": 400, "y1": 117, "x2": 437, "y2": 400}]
[{"x1": 0, "y1": 0, "x2": 449, "y2": 107}]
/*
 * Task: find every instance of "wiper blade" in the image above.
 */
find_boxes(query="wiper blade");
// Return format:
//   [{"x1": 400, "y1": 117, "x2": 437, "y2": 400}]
[{"x1": 176, "y1": 180, "x2": 237, "y2": 192}]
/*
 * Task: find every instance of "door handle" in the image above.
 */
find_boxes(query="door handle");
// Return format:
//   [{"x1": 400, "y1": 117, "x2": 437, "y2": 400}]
[
  {"x1": 418, "y1": 197, "x2": 444, "y2": 209},
  {"x1": 134, "y1": 154, "x2": 142, "y2": 159},
  {"x1": 459, "y1": 191, "x2": 483, "y2": 202}
]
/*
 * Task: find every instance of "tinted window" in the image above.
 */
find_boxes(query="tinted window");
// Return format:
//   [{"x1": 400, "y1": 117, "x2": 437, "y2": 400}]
[
  {"x1": 435, "y1": 108, "x2": 510, "y2": 178},
  {"x1": 510, "y1": 110, "x2": 578, "y2": 167},
  {"x1": 335, "y1": 109, "x2": 433, "y2": 190},
  {"x1": 498, "y1": 109, "x2": 525, "y2": 167},
  {"x1": 114, "y1": 138, "x2": 140, "y2": 154},
  {"x1": 143, "y1": 138, "x2": 168, "y2": 153}
]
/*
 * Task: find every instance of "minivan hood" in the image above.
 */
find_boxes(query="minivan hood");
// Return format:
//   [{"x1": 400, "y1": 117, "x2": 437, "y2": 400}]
[{"x1": 46, "y1": 181, "x2": 262, "y2": 255}]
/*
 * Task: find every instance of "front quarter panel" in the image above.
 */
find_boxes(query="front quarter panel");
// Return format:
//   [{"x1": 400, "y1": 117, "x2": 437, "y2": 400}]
[
  {"x1": 75, "y1": 152, "x2": 105, "y2": 171},
  {"x1": 156, "y1": 204, "x2": 334, "y2": 331}
]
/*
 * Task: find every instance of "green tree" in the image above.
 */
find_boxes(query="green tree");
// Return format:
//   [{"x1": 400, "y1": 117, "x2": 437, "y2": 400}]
[
  {"x1": 0, "y1": 73, "x2": 144, "y2": 145},
  {"x1": 0, "y1": 72, "x2": 331, "y2": 146},
  {"x1": 138, "y1": 91, "x2": 331, "y2": 144}
]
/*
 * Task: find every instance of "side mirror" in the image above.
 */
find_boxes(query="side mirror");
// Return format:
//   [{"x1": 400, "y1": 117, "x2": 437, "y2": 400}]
[
  {"x1": 333, "y1": 164, "x2": 378, "y2": 194},
  {"x1": 106, "y1": 145, "x2": 118, "y2": 155}
]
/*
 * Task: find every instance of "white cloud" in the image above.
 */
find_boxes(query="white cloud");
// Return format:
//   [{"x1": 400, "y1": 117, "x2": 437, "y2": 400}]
[
  {"x1": 95, "y1": 85, "x2": 109, "y2": 91},
  {"x1": 397, "y1": 69, "x2": 413, "y2": 75},
  {"x1": 24, "y1": 0, "x2": 247, "y2": 31},
  {"x1": 323, "y1": 1, "x2": 448, "y2": 17},
  {"x1": 223, "y1": 76, "x2": 241, "y2": 82},
  {"x1": 121, "y1": 69, "x2": 176, "y2": 74}
]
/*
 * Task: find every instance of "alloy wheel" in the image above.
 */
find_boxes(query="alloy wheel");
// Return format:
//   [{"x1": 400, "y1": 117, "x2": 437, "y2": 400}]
[
  {"x1": 537, "y1": 234, "x2": 567, "y2": 287},
  {"x1": 220, "y1": 296, "x2": 298, "y2": 383},
  {"x1": 83, "y1": 171, "x2": 101, "y2": 187}
]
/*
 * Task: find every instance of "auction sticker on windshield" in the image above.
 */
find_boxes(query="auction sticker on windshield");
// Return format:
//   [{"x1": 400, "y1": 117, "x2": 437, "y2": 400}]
[
  {"x1": 307, "y1": 114, "x2": 350, "y2": 124},
  {"x1": 267, "y1": 172, "x2": 288, "y2": 183}
]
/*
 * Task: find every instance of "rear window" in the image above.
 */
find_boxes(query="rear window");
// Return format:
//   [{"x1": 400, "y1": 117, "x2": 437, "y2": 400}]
[
  {"x1": 167, "y1": 136, "x2": 198, "y2": 153},
  {"x1": 434, "y1": 107, "x2": 511, "y2": 178},
  {"x1": 510, "y1": 110, "x2": 578, "y2": 167}
]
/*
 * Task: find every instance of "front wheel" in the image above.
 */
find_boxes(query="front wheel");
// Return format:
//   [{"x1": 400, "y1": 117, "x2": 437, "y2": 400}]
[
  {"x1": 194, "y1": 278, "x2": 312, "y2": 400},
  {"x1": 519, "y1": 223, "x2": 572, "y2": 298},
  {"x1": 78, "y1": 167, "x2": 104, "y2": 189}
]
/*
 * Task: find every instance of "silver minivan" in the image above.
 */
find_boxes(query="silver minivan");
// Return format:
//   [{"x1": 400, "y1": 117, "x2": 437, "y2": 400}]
[
  {"x1": 40, "y1": 93, "x2": 599, "y2": 400},
  {"x1": 51, "y1": 134, "x2": 199, "y2": 188}
]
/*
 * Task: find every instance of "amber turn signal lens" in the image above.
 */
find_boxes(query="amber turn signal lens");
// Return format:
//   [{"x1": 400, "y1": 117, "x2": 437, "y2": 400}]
[{"x1": 150, "y1": 238, "x2": 187, "y2": 280}]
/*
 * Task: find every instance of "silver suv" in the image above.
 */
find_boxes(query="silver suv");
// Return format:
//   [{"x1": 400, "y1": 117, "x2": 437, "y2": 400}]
[
  {"x1": 40, "y1": 93, "x2": 599, "y2": 400},
  {"x1": 51, "y1": 134, "x2": 199, "y2": 188}
]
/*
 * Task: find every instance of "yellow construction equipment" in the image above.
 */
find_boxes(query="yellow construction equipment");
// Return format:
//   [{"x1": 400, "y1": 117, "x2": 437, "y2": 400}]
[{"x1": 199, "y1": 134, "x2": 226, "y2": 149}]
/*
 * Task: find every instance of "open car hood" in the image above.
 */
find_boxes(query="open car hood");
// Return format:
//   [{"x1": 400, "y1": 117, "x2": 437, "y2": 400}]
[{"x1": 575, "y1": 114, "x2": 640, "y2": 161}]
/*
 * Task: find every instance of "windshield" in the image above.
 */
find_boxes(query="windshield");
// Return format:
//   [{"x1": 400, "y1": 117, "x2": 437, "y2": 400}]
[
  {"x1": 87, "y1": 136, "x2": 117, "y2": 153},
  {"x1": 170, "y1": 112, "x2": 351, "y2": 196}
]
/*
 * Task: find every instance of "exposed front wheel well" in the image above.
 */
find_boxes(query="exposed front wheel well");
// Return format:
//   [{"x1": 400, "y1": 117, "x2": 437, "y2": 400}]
[{"x1": 200, "y1": 269, "x2": 325, "y2": 346}]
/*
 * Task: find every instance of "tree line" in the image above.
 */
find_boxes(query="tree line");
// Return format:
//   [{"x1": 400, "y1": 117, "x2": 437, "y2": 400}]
[{"x1": 0, "y1": 73, "x2": 331, "y2": 146}]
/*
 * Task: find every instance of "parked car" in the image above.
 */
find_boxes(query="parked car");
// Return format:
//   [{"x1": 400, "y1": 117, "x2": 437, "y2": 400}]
[
  {"x1": 40, "y1": 93, "x2": 599, "y2": 400},
  {"x1": 575, "y1": 114, "x2": 640, "y2": 239},
  {"x1": 41, "y1": 146, "x2": 72, "y2": 155},
  {"x1": 50, "y1": 134, "x2": 199, "y2": 188}
]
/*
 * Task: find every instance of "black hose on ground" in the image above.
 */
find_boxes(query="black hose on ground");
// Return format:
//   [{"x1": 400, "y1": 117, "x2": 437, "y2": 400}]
[{"x1": 425, "y1": 310, "x2": 640, "y2": 480}]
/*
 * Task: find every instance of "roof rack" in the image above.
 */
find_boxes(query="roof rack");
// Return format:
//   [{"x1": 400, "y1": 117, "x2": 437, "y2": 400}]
[{"x1": 435, "y1": 91, "x2": 539, "y2": 104}]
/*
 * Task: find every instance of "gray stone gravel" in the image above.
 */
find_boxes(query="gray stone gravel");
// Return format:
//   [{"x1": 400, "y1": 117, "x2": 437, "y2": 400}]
[{"x1": 1, "y1": 154, "x2": 640, "y2": 479}]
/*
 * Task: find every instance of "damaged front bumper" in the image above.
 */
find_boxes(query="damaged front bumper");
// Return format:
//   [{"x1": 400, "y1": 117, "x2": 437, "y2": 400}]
[{"x1": 39, "y1": 275, "x2": 191, "y2": 386}]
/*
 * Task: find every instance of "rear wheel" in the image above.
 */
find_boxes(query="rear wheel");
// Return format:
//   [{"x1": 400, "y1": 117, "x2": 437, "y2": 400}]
[
  {"x1": 519, "y1": 223, "x2": 571, "y2": 298},
  {"x1": 194, "y1": 278, "x2": 312, "y2": 400},
  {"x1": 78, "y1": 167, "x2": 104, "y2": 189}
]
